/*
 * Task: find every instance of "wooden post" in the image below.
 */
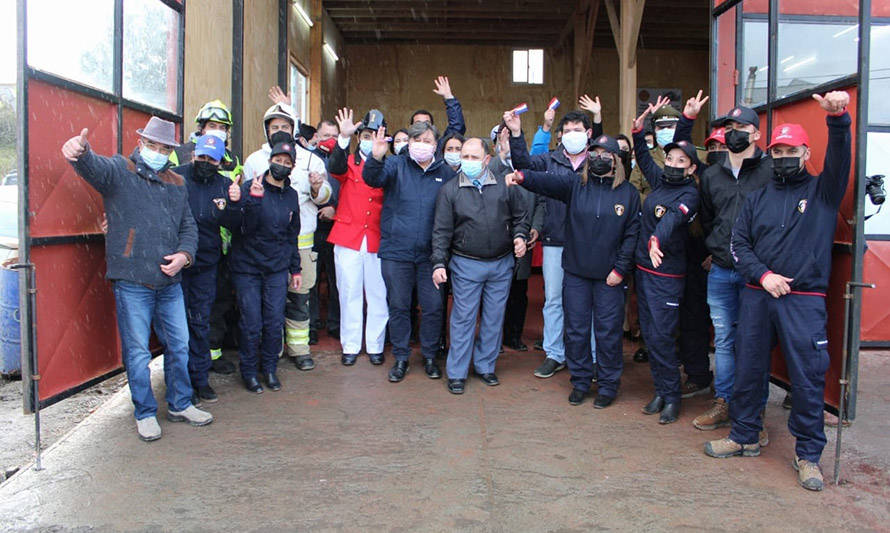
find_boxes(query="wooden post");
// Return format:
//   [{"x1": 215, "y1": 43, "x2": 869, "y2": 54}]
[
  {"x1": 606, "y1": 0, "x2": 645, "y2": 135},
  {"x1": 309, "y1": 0, "x2": 323, "y2": 124},
  {"x1": 572, "y1": 0, "x2": 599, "y2": 103}
]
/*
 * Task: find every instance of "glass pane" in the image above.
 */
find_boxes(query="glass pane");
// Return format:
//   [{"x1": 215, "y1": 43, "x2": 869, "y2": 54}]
[
  {"x1": 870, "y1": 25, "x2": 890, "y2": 125},
  {"x1": 290, "y1": 64, "x2": 308, "y2": 123},
  {"x1": 864, "y1": 132, "x2": 890, "y2": 236},
  {"x1": 740, "y1": 19, "x2": 768, "y2": 107},
  {"x1": 776, "y1": 20, "x2": 857, "y2": 100},
  {"x1": 26, "y1": 0, "x2": 114, "y2": 92},
  {"x1": 123, "y1": 0, "x2": 180, "y2": 112},
  {"x1": 715, "y1": 6, "x2": 738, "y2": 114},
  {"x1": 512, "y1": 50, "x2": 527, "y2": 83},
  {"x1": 528, "y1": 49, "x2": 544, "y2": 84}
]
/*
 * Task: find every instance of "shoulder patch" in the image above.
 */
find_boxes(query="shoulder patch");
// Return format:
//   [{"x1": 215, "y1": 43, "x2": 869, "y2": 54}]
[
  {"x1": 614, "y1": 203, "x2": 625, "y2": 216},
  {"x1": 654, "y1": 205, "x2": 666, "y2": 219},
  {"x1": 213, "y1": 198, "x2": 227, "y2": 210},
  {"x1": 797, "y1": 199, "x2": 807, "y2": 214}
]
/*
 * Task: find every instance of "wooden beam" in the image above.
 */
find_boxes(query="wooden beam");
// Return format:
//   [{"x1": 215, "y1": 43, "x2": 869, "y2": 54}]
[
  {"x1": 309, "y1": 0, "x2": 322, "y2": 125},
  {"x1": 614, "y1": 0, "x2": 645, "y2": 135},
  {"x1": 572, "y1": 0, "x2": 599, "y2": 102}
]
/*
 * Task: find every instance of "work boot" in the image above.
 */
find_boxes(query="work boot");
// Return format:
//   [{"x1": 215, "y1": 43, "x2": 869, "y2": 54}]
[
  {"x1": 294, "y1": 355, "x2": 315, "y2": 371},
  {"x1": 680, "y1": 380, "x2": 711, "y2": 399},
  {"x1": 693, "y1": 397, "x2": 730, "y2": 430},
  {"x1": 792, "y1": 456, "x2": 824, "y2": 491},
  {"x1": 210, "y1": 356, "x2": 236, "y2": 375},
  {"x1": 136, "y1": 416, "x2": 162, "y2": 442},
  {"x1": 704, "y1": 437, "x2": 760, "y2": 458},
  {"x1": 167, "y1": 405, "x2": 214, "y2": 427},
  {"x1": 533, "y1": 358, "x2": 565, "y2": 378}
]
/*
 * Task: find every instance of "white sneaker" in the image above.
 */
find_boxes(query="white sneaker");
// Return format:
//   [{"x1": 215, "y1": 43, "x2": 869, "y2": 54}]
[
  {"x1": 167, "y1": 405, "x2": 214, "y2": 427},
  {"x1": 136, "y1": 416, "x2": 162, "y2": 442}
]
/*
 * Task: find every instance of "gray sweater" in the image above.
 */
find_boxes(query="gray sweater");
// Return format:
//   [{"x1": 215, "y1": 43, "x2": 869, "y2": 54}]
[{"x1": 71, "y1": 147, "x2": 198, "y2": 288}]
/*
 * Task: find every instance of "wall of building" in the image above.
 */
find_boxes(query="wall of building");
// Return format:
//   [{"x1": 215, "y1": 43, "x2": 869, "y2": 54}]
[
  {"x1": 344, "y1": 44, "x2": 710, "y2": 145},
  {"x1": 241, "y1": 0, "x2": 279, "y2": 156},
  {"x1": 321, "y1": 11, "x2": 347, "y2": 123},
  {"x1": 182, "y1": 1, "x2": 233, "y2": 140}
]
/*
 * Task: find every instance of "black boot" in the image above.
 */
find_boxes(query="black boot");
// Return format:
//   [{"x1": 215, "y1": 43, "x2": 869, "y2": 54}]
[
  {"x1": 389, "y1": 360, "x2": 409, "y2": 382},
  {"x1": 423, "y1": 358, "x2": 442, "y2": 379},
  {"x1": 659, "y1": 402, "x2": 680, "y2": 424},
  {"x1": 642, "y1": 395, "x2": 665, "y2": 415}
]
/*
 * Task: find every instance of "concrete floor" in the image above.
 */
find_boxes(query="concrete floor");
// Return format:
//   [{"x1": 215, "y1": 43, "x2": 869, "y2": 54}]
[{"x1": 0, "y1": 341, "x2": 888, "y2": 532}]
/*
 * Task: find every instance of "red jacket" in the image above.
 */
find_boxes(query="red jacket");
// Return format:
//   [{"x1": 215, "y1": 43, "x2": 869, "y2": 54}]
[{"x1": 327, "y1": 147, "x2": 384, "y2": 252}]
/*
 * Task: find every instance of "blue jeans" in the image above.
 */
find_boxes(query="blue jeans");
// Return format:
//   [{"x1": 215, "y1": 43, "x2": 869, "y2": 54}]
[
  {"x1": 445, "y1": 255, "x2": 513, "y2": 379},
  {"x1": 113, "y1": 281, "x2": 193, "y2": 420},
  {"x1": 707, "y1": 264, "x2": 746, "y2": 401},
  {"x1": 381, "y1": 259, "x2": 443, "y2": 362},
  {"x1": 542, "y1": 246, "x2": 596, "y2": 364}
]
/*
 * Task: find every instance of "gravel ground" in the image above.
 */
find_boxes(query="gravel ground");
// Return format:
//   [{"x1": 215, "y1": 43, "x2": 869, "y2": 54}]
[{"x1": 0, "y1": 373, "x2": 127, "y2": 481}]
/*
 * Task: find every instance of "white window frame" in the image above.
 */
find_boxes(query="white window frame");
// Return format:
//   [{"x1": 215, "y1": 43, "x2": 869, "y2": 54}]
[{"x1": 512, "y1": 49, "x2": 544, "y2": 85}]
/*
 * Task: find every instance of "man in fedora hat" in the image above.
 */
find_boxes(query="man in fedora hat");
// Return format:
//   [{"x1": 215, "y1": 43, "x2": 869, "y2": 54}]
[{"x1": 62, "y1": 116, "x2": 214, "y2": 442}]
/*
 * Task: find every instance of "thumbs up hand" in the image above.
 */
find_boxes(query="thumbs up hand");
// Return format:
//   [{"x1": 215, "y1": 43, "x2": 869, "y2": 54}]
[{"x1": 62, "y1": 128, "x2": 89, "y2": 161}]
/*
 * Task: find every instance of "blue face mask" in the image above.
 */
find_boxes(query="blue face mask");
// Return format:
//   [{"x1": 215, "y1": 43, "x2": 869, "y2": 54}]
[
  {"x1": 461, "y1": 159, "x2": 484, "y2": 179},
  {"x1": 444, "y1": 152, "x2": 462, "y2": 167},
  {"x1": 359, "y1": 139, "x2": 373, "y2": 157},
  {"x1": 140, "y1": 146, "x2": 169, "y2": 171},
  {"x1": 655, "y1": 128, "x2": 675, "y2": 148}
]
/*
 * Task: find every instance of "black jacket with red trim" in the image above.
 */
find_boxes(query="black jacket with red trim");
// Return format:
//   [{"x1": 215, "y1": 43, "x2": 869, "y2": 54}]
[
  {"x1": 730, "y1": 112, "x2": 851, "y2": 294},
  {"x1": 632, "y1": 130, "x2": 700, "y2": 277}
]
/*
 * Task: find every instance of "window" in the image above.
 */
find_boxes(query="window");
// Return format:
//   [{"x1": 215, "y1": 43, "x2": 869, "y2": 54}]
[
  {"x1": 123, "y1": 0, "x2": 181, "y2": 112},
  {"x1": 27, "y1": 0, "x2": 115, "y2": 92},
  {"x1": 776, "y1": 20, "x2": 858, "y2": 100},
  {"x1": 865, "y1": 132, "x2": 890, "y2": 236},
  {"x1": 290, "y1": 62, "x2": 309, "y2": 123},
  {"x1": 513, "y1": 49, "x2": 543, "y2": 84},
  {"x1": 870, "y1": 24, "x2": 890, "y2": 125},
  {"x1": 740, "y1": 19, "x2": 768, "y2": 107}
]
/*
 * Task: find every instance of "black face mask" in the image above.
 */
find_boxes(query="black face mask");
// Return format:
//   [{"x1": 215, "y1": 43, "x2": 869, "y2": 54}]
[
  {"x1": 663, "y1": 165, "x2": 688, "y2": 183},
  {"x1": 772, "y1": 156, "x2": 803, "y2": 180},
  {"x1": 724, "y1": 129, "x2": 752, "y2": 154},
  {"x1": 589, "y1": 155, "x2": 614, "y2": 177},
  {"x1": 193, "y1": 160, "x2": 219, "y2": 180},
  {"x1": 269, "y1": 162, "x2": 292, "y2": 181},
  {"x1": 706, "y1": 151, "x2": 723, "y2": 166},
  {"x1": 269, "y1": 131, "x2": 293, "y2": 146}
]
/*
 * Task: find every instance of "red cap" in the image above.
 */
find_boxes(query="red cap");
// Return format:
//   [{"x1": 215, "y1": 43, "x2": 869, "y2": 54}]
[
  {"x1": 768, "y1": 123, "x2": 810, "y2": 149},
  {"x1": 704, "y1": 127, "x2": 725, "y2": 146}
]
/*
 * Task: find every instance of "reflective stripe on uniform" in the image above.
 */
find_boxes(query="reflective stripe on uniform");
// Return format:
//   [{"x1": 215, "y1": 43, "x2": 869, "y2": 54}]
[
  {"x1": 298, "y1": 232, "x2": 314, "y2": 249},
  {"x1": 210, "y1": 348, "x2": 222, "y2": 360},
  {"x1": 286, "y1": 327, "x2": 310, "y2": 345}
]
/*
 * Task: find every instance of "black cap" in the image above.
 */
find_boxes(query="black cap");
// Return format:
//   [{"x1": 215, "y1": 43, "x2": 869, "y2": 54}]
[
  {"x1": 270, "y1": 141, "x2": 296, "y2": 162},
  {"x1": 298, "y1": 122, "x2": 317, "y2": 141},
  {"x1": 663, "y1": 139, "x2": 698, "y2": 161},
  {"x1": 722, "y1": 106, "x2": 760, "y2": 129},
  {"x1": 361, "y1": 109, "x2": 387, "y2": 132},
  {"x1": 588, "y1": 134, "x2": 620, "y2": 155}
]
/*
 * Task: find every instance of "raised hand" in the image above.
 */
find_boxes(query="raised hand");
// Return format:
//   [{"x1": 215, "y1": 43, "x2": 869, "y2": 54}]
[
  {"x1": 543, "y1": 108, "x2": 556, "y2": 131},
  {"x1": 432, "y1": 268, "x2": 448, "y2": 289},
  {"x1": 579, "y1": 94, "x2": 602, "y2": 116},
  {"x1": 683, "y1": 89, "x2": 709, "y2": 119},
  {"x1": 652, "y1": 94, "x2": 671, "y2": 112},
  {"x1": 228, "y1": 181, "x2": 241, "y2": 202},
  {"x1": 813, "y1": 91, "x2": 850, "y2": 114},
  {"x1": 62, "y1": 128, "x2": 89, "y2": 161},
  {"x1": 433, "y1": 75, "x2": 454, "y2": 100},
  {"x1": 268, "y1": 86, "x2": 289, "y2": 105},
  {"x1": 503, "y1": 110, "x2": 521, "y2": 136},
  {"x1": 371, "y1": 127, "x2": 389, "y2": 161},
  {"x1": 762, "y1": 272, "x2": 794, "y2": 299},
  {"x1": 335, "y1": 107, "x2": 361, "y2": 137},
  {"x1": 249, "y1": 175, "x2": 265, "y2": 197}
]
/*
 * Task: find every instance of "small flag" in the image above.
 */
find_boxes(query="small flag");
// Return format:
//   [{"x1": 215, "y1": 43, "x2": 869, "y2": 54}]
[
  {"x1": 679, "y1": 203, "x2": 689, "y2": 215},
  {"x1": 548, "y1": 97, "x2": 560, "y2": 111},
  {"x1": 511, "y1": 103, "x2": 529, "y2": 115}
]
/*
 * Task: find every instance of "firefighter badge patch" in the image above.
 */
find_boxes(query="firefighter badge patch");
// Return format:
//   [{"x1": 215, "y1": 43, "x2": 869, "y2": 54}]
[
  {"x1": 654, "y1": 205, "x2": 666, "y2": 218},
  {"x1": 213, "y1": 198, "x2": 227, "y2": 210},
  {"x1": 614, "y1": 204, "x2": 625, "y2": 216},
  {"x1": 797, "y1": 199, "x2": 807, "y2": 214}
]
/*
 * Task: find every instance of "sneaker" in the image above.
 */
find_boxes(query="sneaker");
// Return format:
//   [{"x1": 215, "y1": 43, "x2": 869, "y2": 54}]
[
  {"x1": 167, "y1": 405, "x2": 214, "y2": 427},
  {"x1": 792, "y1": 456, "x2": 824, "y2": 491},
  {"x1": 136, "y1": 416, "x2": 162, "y2": 442},
  {"x1": 704, "y1": 437, "x2": 761, "y2": 458},
  {"x1": 759, "y1": 428, "x2": 769, "y2": 447},
  {"x1": 680, "y1": 380, "x2": 711, "y2": 399},
  {"x1": 195, "y1": 384, "x2": 218, "y2": 403},
  {"x1": 693, "y1": 398, "x2": 730, "y2": 430},
  {"x1": 533, "y1": 358, "x2": 565, "y2": 378}
]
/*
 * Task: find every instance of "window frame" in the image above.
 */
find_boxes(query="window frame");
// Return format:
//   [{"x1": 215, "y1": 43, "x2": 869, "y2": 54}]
[{"x1": 511, "y1": 48, "x2": 544, "y2": 86}]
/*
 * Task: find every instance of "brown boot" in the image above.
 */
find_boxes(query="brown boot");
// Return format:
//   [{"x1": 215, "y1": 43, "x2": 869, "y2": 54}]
[
  {"x1": 792, "y1": 456, "x2": 824, "y2": 491},
  {"x1": 693, "y1": 397, "x2": 730, "y2": 430},
  {"x1": 704, "y1": 437, "x2": 761, "y2": 458}
]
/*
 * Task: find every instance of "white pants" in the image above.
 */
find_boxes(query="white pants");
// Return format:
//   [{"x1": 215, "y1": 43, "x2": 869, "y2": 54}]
[{"x1": 334, "y1": 237, "x2": 388, "y2": 354}]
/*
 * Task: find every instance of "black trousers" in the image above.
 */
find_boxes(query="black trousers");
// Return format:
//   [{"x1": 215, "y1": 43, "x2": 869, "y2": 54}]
[
  {"x1": 678, "y1": 259, "x2": 713, "y2": 387},
  {"x1": 503, "y1": 278, "x2": 529, "y2": 341},
  {"x1": 309, "y1": 232, "x2": 339, "y2": 332}
]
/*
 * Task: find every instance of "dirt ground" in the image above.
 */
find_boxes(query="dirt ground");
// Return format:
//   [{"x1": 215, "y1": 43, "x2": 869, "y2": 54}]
[{"x1": 0, "y1": 373, "x2": 127, "y2": 481}]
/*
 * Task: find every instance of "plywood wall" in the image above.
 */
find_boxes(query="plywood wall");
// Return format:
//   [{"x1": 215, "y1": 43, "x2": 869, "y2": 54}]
[
  {"x1": 321, "y1": 10, "x2": 346, "y2": 124},
  {"x1": 242, "y1": 0, "x2": 279, "y2": 156},
  {"x1": 344, "y1": 44, "x2": 711, "y2": 145},
  {"x1": 183, "y1": 0, "x2": 233, "y2": 141}
]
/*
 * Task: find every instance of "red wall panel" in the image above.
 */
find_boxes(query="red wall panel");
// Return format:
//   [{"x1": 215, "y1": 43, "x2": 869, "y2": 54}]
[{"x1": 860, "y1": 242, "x2": 890, "y2": 342}]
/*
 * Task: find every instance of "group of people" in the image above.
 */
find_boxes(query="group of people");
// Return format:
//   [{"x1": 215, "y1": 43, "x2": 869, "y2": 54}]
[{"x1": 61, "y1": 75, "x2": 851, "y2": 492}]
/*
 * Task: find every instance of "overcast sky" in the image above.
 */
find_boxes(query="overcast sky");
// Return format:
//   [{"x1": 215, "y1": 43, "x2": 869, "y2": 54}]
[{"x1": 0, "y1": 0, "x2": 14, "y2": 85}]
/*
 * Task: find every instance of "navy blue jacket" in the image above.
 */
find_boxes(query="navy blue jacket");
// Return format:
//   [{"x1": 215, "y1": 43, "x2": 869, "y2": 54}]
[
  {"x1": 71, "y1": 147, "x2": 197, "y2": 288},
  {"x1": 518, "y1": 170, "x2": 640, "y2": 280},
  {"x1": 731, "y1": 112, "x2": 851, "y2": 294},
  {"x1": 174, "y1": 163, "x2": 243, "y2": 270},
  {"x1": 632, "y1": 130, "x2": 700, "y2": 276},
  {"x1": 362, "y1": 152, "x2": 457, "y2": 263},
  {"x1": 228, "y1": 175, "x2": 302, "y2": 276},
  {"x1": 509, "y1": 123, "x2": 603, "y2": 247}
]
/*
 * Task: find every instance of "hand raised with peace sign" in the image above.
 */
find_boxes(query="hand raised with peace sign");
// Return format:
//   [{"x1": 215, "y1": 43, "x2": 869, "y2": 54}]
[
  {"x1": 632, "y1": 95, "x2": 672, "y2": 132},
  {"x1": 249, "y1": 175, "x2": 265, "y2": 197},
  {"x1": 62, "y1": 128, "x2": 89, "y2": 161},
  {"x1": 683, "y1": 90, "x2": 709, "y2": 119}
]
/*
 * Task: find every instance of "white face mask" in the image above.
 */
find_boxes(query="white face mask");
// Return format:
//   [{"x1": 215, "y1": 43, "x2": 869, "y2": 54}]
[
  {"x1": 394, "y1": 141, "x2": 408, "y2": 154},
  {"x1": 562, "y1": 130, "x2": 588, "y2": 155},
  {"x1": 206, "y1": 129, "x2": 227, "y2": 142}
]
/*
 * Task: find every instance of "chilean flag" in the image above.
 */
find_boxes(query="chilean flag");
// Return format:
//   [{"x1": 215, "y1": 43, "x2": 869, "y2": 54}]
[
  {"x1": 547, "y1": 97, "x2": 560, "y2": 111},
  {"x1": 511, "y1": 103, "x2": 529, "y2": 115}
]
